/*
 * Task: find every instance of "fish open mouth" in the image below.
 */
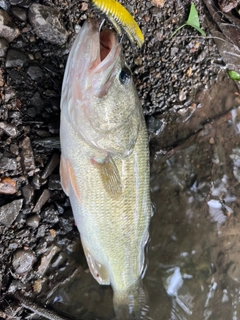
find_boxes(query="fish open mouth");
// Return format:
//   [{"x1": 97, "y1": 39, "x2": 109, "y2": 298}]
[{"x1": 100, "y1": 29, "x2": 117, "y2": 62}]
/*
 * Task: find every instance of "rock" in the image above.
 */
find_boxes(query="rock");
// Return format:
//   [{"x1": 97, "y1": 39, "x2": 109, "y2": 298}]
[
  {"x1": 0, "y1": 121, "x2": 18, "y2": 137},
  {"x1": 33, "y1": 189, "x2": 51, "y2": 212},
  {"x1": 9, "y1": 0, "x2": 31, "y2": 7},
  {"x1": 26, "y1": 213, "x2": 40, "y2": 228},
  {"x1": 22, "y1": 184, "x2": 34, "y2": 204},
  {"x1": 31, "y1": 174, "x2": 41, "y2": 190},
  {"x1": 28, "y1": 4, "x2": 69, "y2": 45},
  {"x1": 42, "y1": 207, "x2": 59, "y2": 224},
  {"x1": 0, "y1": 0, "x2": 10, "y2": 11},
  {"x1": 5, "y1": 48, "x2": 27, "y2": 68},
  {"x1": 0, "y1": 9, "x2": 20, "y2": 42},
  {"x1": 29, "y1": 92, "x2": 44, "y2": 113},
  {"x1": 10, "y1": 144, "x2": 19, "y2": 155},
  {"x1": 26, "y1": 106, "x2": 37, "y2": 118},
  {"x1": 12, "y1": 249, "x2": 35, "y2": 274},
  {"x1": 33, "y1": 137, "x2": 60, "y2": 149},
  {"x1": 0, "y1": 199, "x2": 23, "y2": 226},
  {"x1": 49, "y1": 174, "x2": 62, "y2": 190},
  {"x1": 41, "y1": 153, "x2": 60, "y2": 179},
  {"x1": 0, "y1": 157, "x2": 17, "y2": 171},
  {"x1": 11, "y1": 6, "x2": 27, "y2": 21},
  {"x1": 0, "y1": 177, "x2": 17, "y2": 194},
  {"x1": 37, "y1": 244, "x2": 60, "y2": 277},
  {"x1": 27, "y1": 64, "x2": 43, "y2": 81},
  {"x1": 19, "y1": 136, "x2": 36, "y2": 175},
  {"x1": 0, "y1": 38, "x2": 8, "y2": 57},
  {"x1": 146, "y1": 115, "x2": 165, "y2": 135}
]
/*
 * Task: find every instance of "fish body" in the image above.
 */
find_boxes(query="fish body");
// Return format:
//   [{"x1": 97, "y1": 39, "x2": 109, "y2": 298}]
[{"x1": 60, "y1": 20, "x2": 151, "y2": 318}]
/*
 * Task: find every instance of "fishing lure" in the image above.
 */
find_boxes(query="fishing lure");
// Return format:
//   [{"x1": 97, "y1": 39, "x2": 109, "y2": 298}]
[{"x1": 91, "y1": 0, "x2": 144, "y2": 47}]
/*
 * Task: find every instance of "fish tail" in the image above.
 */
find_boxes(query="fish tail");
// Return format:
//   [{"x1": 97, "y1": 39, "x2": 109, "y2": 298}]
[{"x1": 113, "y1": 284, "x2": 149, "y2": 320}]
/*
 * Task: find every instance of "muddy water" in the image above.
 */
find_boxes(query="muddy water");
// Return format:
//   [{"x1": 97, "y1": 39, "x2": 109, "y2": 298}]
[{"x1": 48, "y1": 71, "x2": 240, "y2": 320}]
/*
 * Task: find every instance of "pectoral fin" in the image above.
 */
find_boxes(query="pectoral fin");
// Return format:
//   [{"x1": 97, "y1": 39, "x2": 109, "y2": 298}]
[
  {"x1": 91, "y1": 156, "x2": 122, "y2": 199},
  {"x1": 82, "y1": 241, "x2": 110, "y2": 285},
  {"x1": 60, "y1": 156, "x2": 81, "y2": 202}
]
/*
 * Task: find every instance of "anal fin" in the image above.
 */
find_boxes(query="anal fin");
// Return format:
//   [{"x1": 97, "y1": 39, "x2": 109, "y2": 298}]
[{"x1": 82, "y1": 241, "x2": 110, "y2": 285}]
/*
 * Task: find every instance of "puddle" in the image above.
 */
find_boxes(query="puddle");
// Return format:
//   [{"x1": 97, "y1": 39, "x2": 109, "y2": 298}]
[{"x1": 45, "y1": 72, "x2": 240, "y2": 320}]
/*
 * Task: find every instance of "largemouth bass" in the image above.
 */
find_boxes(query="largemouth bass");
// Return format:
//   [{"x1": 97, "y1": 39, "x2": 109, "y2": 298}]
[{"x1": 60, "y1": 19, "x2": 151, "y2": 319}]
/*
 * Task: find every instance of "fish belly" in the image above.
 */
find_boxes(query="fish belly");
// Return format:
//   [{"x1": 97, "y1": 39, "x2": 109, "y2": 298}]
[{"x1": 60, "y1": 113, "x2": 151, "y2": 292}]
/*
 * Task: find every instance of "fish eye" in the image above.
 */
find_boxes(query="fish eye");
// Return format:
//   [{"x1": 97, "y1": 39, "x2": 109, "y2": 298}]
[{"x1": 119, "y1": 66, "x2": 131, "y2": 85}]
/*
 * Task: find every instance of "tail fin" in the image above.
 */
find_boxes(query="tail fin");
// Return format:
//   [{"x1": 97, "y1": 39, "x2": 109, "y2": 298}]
[{"x1": 113, "y1": 284, "x2": 149, "y2": 320}]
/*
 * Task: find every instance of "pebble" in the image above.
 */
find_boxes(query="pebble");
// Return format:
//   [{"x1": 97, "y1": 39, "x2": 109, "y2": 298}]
[
  {"x1": 19, "y1": 136, "x2": 36, "y2": 175},
  {"x1": 0, "y1": 176, "x2": 17, "y2": 194},
  {"x1": 0, "y1": 9, "x2": 20, "y2": 42},
  {"x1": 10, "y1": 143, "x2": 19, "y2": 155},
  {"x1": 22, "y1": 184, "x2": 34, "y2": 204},
  {"x1": 41, "y1": 153, "x2": 60, "y2": 180},
  {"x1": 42, "y1": 207, "x2": 59, "y2": 224},
  {"x1": 37, "y1": 244, "x2": 60, "y2": 277},
  {"x1": 146, "y1": 115, "x2": 165, "y2": 135},
  {"x1": 0, "y1": 199, "x2": 23, "y2": 226},
  {"x1": 28, "y1": 4, "x2": 69, "y2": 45},
  {"x1": 5, "y1": 48, "x2": 27, "y2": 68},
  {"x1": 33, "y1": 189, "x2": 51, "y2": 212},
  {"x1": 0, "y1": 121, "x2": 18, "y2": 137},
  {"x1": 0, "y1": 38, "x2": 8, "y2": 57},
  {"x1": 0, "y1": 0, "x2": 10, "y2": 11},
  {"x1": 0, "y1": 157, "x2": 17, "y2": 171},
  {"x1": 49, "y1": 174, "x2": 62, "y2": 190},
  {"x1": 29, "y1": 92, "x2": 44, "y2": 113},
  {"x1": 26, "y1": 213, "x2": 41, "y2": 228},
  {"x1": 12, "y1": 249, "x2": 35, "y2": 274},
  {"x1": 9, "y1": 0, "x2": 31, "y2": 7},
  {"x1": 31, "y1": 174, "x2": 41, "y2": 190},
  {"x1": 27, "y1": 64, "x2": 44, "y2": 81},
  {"x1": 11, "y1": 6, "x2": 27, "y2": 21}
]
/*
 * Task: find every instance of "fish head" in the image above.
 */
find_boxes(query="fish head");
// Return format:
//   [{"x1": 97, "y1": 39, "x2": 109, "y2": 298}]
[{"x1": 61, "y1": 19, "x2": 141, "y2": 157}]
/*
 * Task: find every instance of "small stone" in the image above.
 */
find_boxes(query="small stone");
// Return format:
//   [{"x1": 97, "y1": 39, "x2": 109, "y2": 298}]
[
  {"x1": 42, "y1": 207, "x2": 59, "y2": 224},
  {"x1": 31, "y1": 174, "x2": 41, "y2": 190},
  {"x1": 27, "y1": 64, "x2": 43, "y2": 81},
  {"x1": 11, "y1": 6, "x2": 27, "y2": 21},
  {"x1": 41, "y1": 153, "x2": 60, "y2": 179},
  {"x1": 0, "y1": 0, "x2": 10, "y2": 11},
  {"x1": 0, "y1": 121, "x2": 18, "y2": 137},
  {"x1": 0, "y1": 9, "x2": 20, "y2": 42},
  {"x1": 29, "y1": 92, "x2": 44, "y2": 114},
  {"x1": 49, "y1": 229, "x2": 56, "y2": 237},
  {"x1": 209, "y1": 137, "x2": 215, "y2": 145},
  {"x1": 48, "y1": 174, "x2": 62, "y2": 190},
  {"x1": 146, "y1": 116, "x2": 165, "y2": 135},
  {"x1": 26, "y1": 213, "x2": 41, "y2": 228},
  {"x1": 26, "y1": 107, "x2": 37, "y2": 118},
  {"x1": 33, "y1": 189, "x2": 51, "y2": 212},
  {"x1": 33, "y1": 278, "x2": 45, "y2": 293},
  {"x1": 9, "y1": 0, "x2": 31, "y2": 7},
  {"x1": 0, "y1": 199, "x2": 23, "y2": 226},
  {"x1": 0, "y1": 157, "x2": 17, "y2": 172},
  {"x1": 134, "y1": 56, "x2": 142, "y2": 66},
  {"x1": 22, "y1": 184, "x2": 34, "y2": 204},
  {"x1": 10, "y1": 143, "x2": 19, "y2": 155},
  {"x1": 19, "y1": 136, "x2": 36, "y2": 175},
  {"x1": 0, "y1": 176, "x2": 17, "y2": 194},
  {"x1": 5, "y1": 48, "x2": 27, "y2": 68},
  {"x1": 0, "y1": 38, "x2": 8, "y2": 57},
  {"x1": 12, "y1": 249, "x2": 35, "y2": 274},
  {"x1": 37, "y1": 245, "x2": 60, "y2": 277},
  {"x1": 36, "y1": 224, "x2": 46, "y2": 238},
  {"x1": 28, "y1": 4, "x2": 69, "y2": 45},
  {"x1": 179, "y1": 89, "x2": 187, "y2": 102}
]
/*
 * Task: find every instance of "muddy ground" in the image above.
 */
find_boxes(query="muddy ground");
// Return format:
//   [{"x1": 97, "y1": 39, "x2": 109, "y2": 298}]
[{"x1": 1, "y1": 0, "x2": 240, "y2": 319}]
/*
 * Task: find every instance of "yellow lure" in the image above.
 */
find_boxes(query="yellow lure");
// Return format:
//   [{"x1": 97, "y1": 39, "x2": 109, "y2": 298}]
[{"x1": 91, "y1": 0, "x2": 144, "y2": 47}]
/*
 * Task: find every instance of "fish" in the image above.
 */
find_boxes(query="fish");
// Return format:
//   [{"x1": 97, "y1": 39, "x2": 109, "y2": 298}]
[
  {"x1": 91, "y1": 0, "x2": 144, "y2": 47},
  {"x1": 60, "y1": 19, "x2": 151, "y2": 319}
]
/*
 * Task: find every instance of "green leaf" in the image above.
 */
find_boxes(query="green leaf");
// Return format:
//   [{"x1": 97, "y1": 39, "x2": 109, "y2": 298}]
[
  {"x1": 170, "y1": 3, "x2": 206, "y2": 38},
  {"x1": 228, "y1": 70, "x2": 240, "y2": 81},
  {"x1": 186, "y1": 3, "x2": 206, "y2": 36}
]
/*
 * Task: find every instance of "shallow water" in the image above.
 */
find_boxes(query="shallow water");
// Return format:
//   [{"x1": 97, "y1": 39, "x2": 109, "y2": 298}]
[{"x1": 47, "y1": 71, "x2": 240, "y2": 320}]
